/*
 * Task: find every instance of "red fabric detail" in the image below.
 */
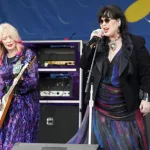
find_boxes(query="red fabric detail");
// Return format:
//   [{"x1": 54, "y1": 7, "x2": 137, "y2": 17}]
[{"x1": 135, "y1": 109, "x2": 148, "y2": 150}]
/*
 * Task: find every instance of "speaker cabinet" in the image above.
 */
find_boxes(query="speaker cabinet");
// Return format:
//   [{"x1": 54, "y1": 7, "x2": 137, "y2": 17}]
[
  {"x1": 38, "y1": 104, "x2": 79, "y2": 143},
  {"x1": 12, "y1": 143, "x2": 100, "y2": 150}
]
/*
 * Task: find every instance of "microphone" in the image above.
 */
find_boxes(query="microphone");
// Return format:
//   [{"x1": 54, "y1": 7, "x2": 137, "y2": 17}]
[
  {"x1": 88, "y1": 36, "x2": 100, "y2": 45},
  {"x1": 64, "y1": 32, "x2": 76, "y2": 40},
  {"x1": 87, "y1": 29, "x2": 104, "y2": 46}
]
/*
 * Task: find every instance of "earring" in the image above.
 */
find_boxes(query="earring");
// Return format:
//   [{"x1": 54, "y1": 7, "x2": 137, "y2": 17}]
[
  {"x1": 117, "y1": 28, "x2": 120, "y2": 33},
  {"x1": 118, "y1": 19, "x2": 121, "y2": 27}
]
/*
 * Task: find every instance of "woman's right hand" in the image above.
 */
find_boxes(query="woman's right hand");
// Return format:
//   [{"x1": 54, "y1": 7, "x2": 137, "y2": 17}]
[{"x1": 90, "y1": 29, "x2": 104, "y2": 48}]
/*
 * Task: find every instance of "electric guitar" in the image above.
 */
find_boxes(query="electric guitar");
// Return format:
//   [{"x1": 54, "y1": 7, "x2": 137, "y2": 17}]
[{"x1": 0, "y1": 56, "x2": 36, "y2": 128}]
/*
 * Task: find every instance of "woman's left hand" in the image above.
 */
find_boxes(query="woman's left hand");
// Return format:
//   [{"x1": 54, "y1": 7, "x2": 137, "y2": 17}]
[{"x1": 139, "y1": 100, "x2": 150, "y2": 116}]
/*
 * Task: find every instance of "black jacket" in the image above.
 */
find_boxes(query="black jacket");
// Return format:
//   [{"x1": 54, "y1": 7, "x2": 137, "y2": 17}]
[{"x1": 80, "y1": 34, "x2": 150, "y2": 113}]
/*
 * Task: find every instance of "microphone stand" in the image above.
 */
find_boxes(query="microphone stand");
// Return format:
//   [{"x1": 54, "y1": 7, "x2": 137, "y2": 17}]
[{"x1": 85, "y1": 39, "x2": 101, "y2": 145}]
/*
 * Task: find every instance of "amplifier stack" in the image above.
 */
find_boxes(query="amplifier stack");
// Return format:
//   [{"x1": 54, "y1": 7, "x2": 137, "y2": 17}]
[{"x1": 23, "y1": 40, "x2": 83, "y2": 143}]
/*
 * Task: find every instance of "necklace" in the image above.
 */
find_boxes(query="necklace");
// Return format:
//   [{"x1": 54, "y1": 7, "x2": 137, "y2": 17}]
[{"x1": 108, "y1": 36, "x2": 120, "y2": 51}]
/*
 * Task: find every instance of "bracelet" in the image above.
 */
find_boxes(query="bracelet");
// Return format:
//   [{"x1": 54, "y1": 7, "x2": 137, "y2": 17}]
[
  {"x1": 139, "y1": 89, "x2": 150, "y2": 102},
  {"x1": 143, "y1": 92, "x2": 150, "y2": 102}
]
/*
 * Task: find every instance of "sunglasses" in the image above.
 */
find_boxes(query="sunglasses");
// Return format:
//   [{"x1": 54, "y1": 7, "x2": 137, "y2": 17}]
[{"x1": 99, "y1": 18, "x2": 111, "y2": 24}]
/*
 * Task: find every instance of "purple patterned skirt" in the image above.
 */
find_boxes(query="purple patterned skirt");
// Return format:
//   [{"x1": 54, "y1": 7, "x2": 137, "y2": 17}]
[{"x1": 67, "y1": 83, "x2": 148, "y2": 150}]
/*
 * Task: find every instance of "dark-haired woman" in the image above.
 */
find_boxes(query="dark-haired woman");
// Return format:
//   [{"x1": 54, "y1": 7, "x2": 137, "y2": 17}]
[{"x1": 68, "y1": 5, "x2": 150, "y2": 150}]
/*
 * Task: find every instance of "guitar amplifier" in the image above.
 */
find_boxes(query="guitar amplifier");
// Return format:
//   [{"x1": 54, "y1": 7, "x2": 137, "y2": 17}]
[
  {"x1": 36, "y1": 45, "x2": 75, "y2": 67},
  {"x1": 38, "y1": 72, "x2": 79, "y2": 100},
  {"x1": 39, "y1": 73, "x2": 72, "y2": 98}
]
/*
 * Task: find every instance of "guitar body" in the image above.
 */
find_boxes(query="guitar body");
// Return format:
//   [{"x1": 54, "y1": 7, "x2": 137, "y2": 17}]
[{"x1": 0, "y1": 91, "x2": 14, "y2": 128}]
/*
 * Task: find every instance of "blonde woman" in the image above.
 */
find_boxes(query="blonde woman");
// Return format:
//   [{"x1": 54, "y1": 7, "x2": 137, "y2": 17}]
[{"x1": 0, "y1": 23, "x2": 40, "y2": 150}]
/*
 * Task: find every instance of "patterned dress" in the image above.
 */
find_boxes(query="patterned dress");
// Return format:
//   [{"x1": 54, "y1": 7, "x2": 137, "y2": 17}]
[
  {"x1": 67, "y1": 49, "x2": 148, "y2": 150},
  {"x1": 0, "y1": 48, "x2": 40, "y2": 150}
]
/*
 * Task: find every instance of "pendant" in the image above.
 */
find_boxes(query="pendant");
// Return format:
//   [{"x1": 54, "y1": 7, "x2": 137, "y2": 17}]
[{"x1": 109, "y1": 42, "x2": 116, "y2": 51}]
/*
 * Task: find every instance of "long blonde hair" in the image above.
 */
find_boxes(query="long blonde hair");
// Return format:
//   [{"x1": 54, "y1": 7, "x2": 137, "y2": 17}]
[{"x1": 0, "y1": 23, "x2": 24, "y2": 65}]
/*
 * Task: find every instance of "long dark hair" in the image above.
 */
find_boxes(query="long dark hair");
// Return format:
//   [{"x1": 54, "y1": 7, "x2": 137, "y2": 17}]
[
  {"x1": 97, "y1": 5, "x2": 128, "y2": 36},
  {"x1": 97, "y1": 5, "x2": 133, "y2": 75},
  {"x1": 97, "y1": 5, "x2": 130, "y2": 49}
]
